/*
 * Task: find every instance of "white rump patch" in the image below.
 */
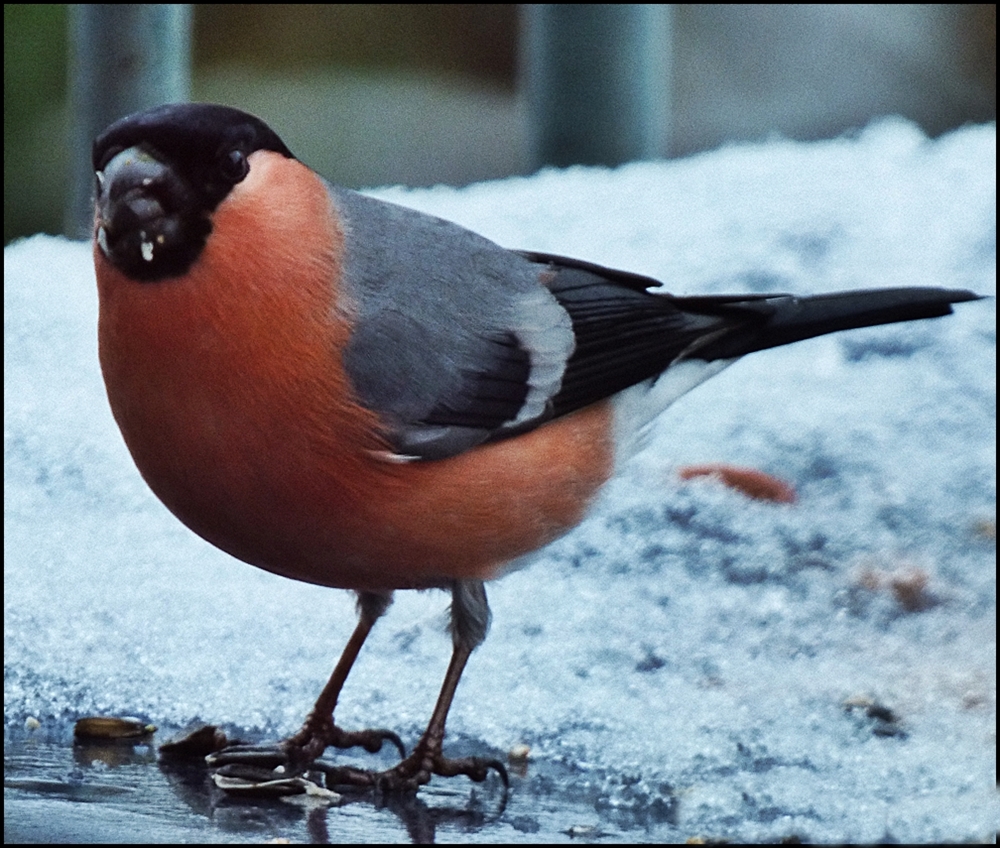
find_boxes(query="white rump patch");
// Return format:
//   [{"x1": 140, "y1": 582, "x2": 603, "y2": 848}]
[{"x1": 611, "y1": 358, "x2": 736, "y2": 463}]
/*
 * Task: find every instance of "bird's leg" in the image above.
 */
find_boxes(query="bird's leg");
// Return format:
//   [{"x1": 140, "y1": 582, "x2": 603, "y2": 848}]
[
  {"x1": 375, "y1": 580, "x2": 508, "y2": 792},
  {"x1": 210, "y1": 583, "x2": 506, "y2": 795},
  {"x1": 284, "y1": 591, "x2": 404, "y2": 763},
  {"x1": 208, "y1": 591, "x2": 404, "y2": 783}
]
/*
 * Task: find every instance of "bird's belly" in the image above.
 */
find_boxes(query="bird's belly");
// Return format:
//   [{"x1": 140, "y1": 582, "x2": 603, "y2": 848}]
[{"x1": 111, "y1": 378, "x2": 615, "y2": 591}]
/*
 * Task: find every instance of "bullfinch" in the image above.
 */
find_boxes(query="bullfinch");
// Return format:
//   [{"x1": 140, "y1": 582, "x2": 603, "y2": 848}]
[{"x1": 92, "y1": 103, "x2": 979, "y2": 793}]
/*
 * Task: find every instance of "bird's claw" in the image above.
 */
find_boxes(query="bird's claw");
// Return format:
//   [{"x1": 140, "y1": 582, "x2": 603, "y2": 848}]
[
  {"x1": 375, "y1": 750, "x2": 509, "y2": 793},
  {"x1": 208, "y1": 741, "x2": 508, "y2": 797},
  {"x1": 206, "y1": 723, "x2": 407, "y2": 797},
  {"x1": 325, "y1": 726, "x2": 406, "y2": 758}
]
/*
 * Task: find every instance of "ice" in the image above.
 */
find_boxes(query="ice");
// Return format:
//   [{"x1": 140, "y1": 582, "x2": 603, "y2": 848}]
[{"x1": 4, "y1": 118, "x2": 996, "y2": 841}]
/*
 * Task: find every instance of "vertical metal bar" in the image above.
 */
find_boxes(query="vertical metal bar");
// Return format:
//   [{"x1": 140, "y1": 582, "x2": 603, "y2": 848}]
[
  {"x1": 523, "y1": 4, "x2": 672, "y2": 169},
  {"x1": 66, "y1": 4, "x2": 192, "y2": 238}
]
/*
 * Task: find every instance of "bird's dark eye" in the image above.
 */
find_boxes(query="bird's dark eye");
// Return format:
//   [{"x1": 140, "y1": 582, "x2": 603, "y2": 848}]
[{"x1": 219, "y1": 149, "x2": 249, "y2": 183}]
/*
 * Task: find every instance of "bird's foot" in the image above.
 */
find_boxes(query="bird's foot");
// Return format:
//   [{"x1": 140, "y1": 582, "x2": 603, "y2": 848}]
[
  {"x1": 373, "y1": 738, "x2": 509, "y2": 793},
  {"x1": 206, "y1": 718, "x2": 405, "y2": 795},
  {"x1": 206, "y1": 719, "x2": 506, "y2": 798}
]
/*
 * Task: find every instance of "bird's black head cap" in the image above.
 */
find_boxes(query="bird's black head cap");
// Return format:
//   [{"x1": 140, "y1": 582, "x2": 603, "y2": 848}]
[
  {"x1": 93, "y1": 103, "x2": 297, "y2": 281},
  {"x1": 93, "y1": 102, "x2": 294, "y2": 192}
]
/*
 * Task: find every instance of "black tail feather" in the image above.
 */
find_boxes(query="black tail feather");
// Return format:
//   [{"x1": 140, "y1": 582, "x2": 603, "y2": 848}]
[
  {"x1": 530, "y1": 250, "x2": 982, "y2": 419},
  {"x1": 686, "y1": 287, "x2": 982, "y2": 361}
]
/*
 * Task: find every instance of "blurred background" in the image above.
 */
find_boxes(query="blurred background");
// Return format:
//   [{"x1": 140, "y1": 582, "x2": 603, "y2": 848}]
[{"x1": 4, "y1": 3, "x2": 995, "y2": 245}]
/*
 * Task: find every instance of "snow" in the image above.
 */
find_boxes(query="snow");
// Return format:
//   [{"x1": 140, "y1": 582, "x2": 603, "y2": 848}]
[{"x1": 4, "y1": 118, "x2": 996, "y2": 842}]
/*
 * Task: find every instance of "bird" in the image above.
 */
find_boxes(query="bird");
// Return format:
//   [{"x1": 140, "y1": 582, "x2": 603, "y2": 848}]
[{"x1": 91, "y1": 102, "x2": 980, "y2": 794}]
